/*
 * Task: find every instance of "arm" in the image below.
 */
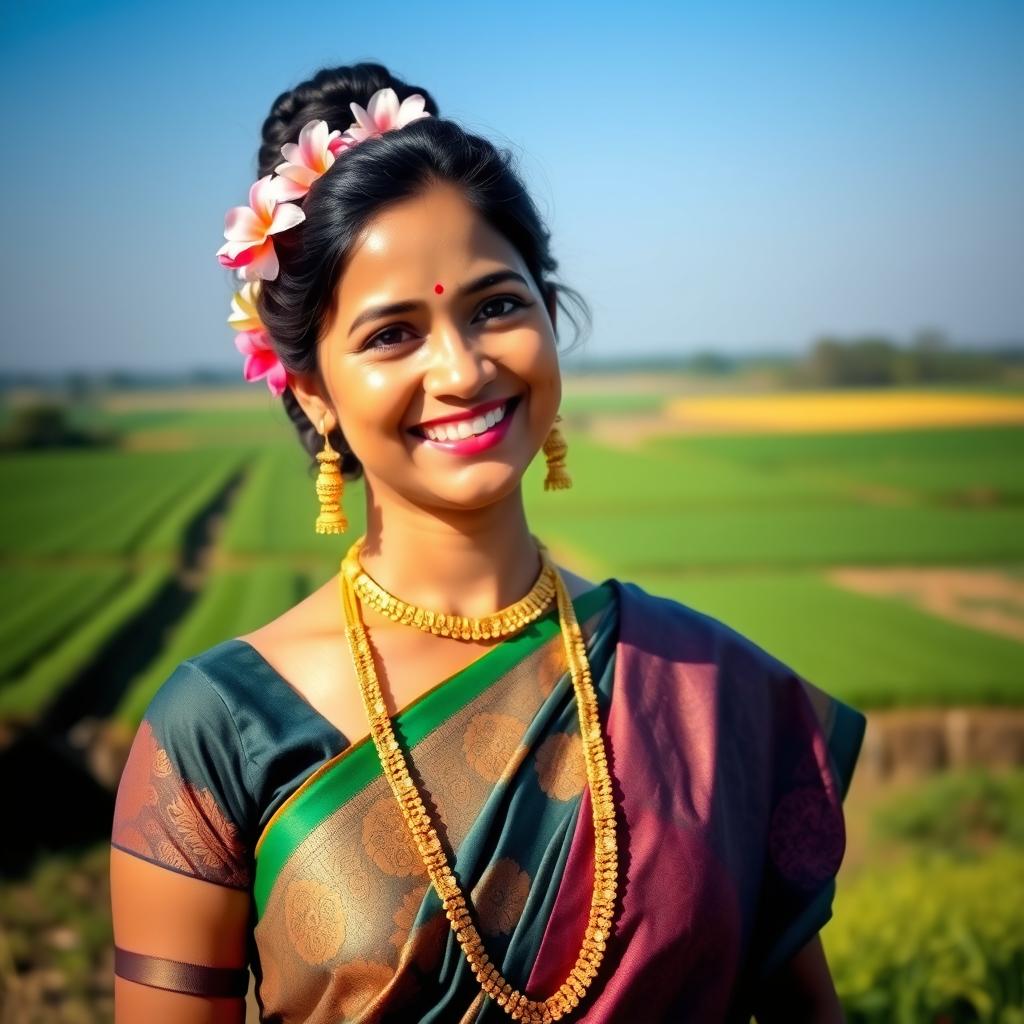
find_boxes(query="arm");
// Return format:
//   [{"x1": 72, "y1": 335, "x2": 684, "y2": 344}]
[
  {"x1": 752, "y1": 932, "x2": 844, "y2": 1024},
  {"x1": 111, "y1": 847, "x2": 251, "y2": 1024}
]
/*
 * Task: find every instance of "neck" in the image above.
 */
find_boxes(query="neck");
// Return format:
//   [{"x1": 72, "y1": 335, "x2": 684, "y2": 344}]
[{"x1": 357, "y1": 480, "x2": 542, "y2": 619}]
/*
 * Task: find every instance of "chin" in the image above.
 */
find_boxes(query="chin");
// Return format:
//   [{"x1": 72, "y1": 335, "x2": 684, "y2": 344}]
[{"x1": 422, "y1": 464, "x2": 526, "y2": 513}]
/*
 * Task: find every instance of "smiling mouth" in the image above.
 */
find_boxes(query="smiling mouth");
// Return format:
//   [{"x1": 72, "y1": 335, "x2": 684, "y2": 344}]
[{"x1": 410, "y1": 395, "x2": 521, "y2": 442}]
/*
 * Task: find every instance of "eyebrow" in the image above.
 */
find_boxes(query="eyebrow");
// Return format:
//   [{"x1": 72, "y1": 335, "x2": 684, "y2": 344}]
[{"x1": 347, "y1": 270, "x2": 530, "y2": 338}]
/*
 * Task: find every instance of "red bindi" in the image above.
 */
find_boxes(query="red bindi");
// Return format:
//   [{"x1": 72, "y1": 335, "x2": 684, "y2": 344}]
[{"x1": 434, "y1": 283, "x2": 444, "y2": 294}]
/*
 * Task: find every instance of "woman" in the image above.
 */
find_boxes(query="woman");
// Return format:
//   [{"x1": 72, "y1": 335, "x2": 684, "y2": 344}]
[{"x1": 110, "y1": 62, "x2": 866, "y2": 1023}]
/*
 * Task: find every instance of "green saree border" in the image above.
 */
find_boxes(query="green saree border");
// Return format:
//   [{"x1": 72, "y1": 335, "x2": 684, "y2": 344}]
[{"x1": 253, "y1": 582, "x2": 613, "y2": 916}]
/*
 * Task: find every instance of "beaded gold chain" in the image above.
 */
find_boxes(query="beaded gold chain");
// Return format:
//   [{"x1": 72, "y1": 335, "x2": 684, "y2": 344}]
[
  {"x1": 338, "y1": 539, "x2": 618, "y2": 1022},
  {"x1": 347, "y1": 535, "x2": 558, "y2": 640}
]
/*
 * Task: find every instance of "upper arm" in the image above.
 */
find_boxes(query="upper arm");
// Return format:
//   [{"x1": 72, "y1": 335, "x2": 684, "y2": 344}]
[
  {"x1": 110, "y1": 659, "x2": 256, "y2": 1022},
  {"x1": 752, "y1": 932, "x2": 844, "y2": 1024},
  {"x1": 111, "y1": 847, "x2": 250, "y2": 1023}
]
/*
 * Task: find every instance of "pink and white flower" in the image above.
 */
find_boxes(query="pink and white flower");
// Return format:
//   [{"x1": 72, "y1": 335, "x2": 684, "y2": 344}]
[
  {"x1": 273, "y1": 119, "x2": 350, "y2": 201},
  {"x1": 340, "y1": 87, "x2": 431, "y2": 146},
  {"x1": 216, "y1": 86, "x2": 434, "y2": 394},
  {"x1": 215, "y1": 175, "x2": 305, "y2": 281},
  {"x1": 233, "y1": 327, "x2": 287, "y2": 396},
  {"x1": 227, "y1": 281, "x2": 261, "y2": 333},
  {"x1": 227, "y1": 282, "x2": 287, "y2": 395}
]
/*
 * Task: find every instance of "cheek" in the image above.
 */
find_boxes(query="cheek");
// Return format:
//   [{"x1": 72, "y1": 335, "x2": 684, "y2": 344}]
[
  {"x1": 328, "y1": 364, "x2": 414, "y2": 445},
  {"x1": 521, "y1": 337, "x2": 561, "y2": 409}
]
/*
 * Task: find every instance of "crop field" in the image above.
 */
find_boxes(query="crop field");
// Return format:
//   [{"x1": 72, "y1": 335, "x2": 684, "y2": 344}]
[
  {"x1": 2, "y1": 386, "x2": 1021, "y2": 723},
  {"x1": 1, "y1": 381, "x2": 1022, "y2": 1021}
]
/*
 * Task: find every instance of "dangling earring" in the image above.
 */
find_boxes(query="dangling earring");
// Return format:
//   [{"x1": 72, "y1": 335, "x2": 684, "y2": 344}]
[
  {"x1": 314, "y1": 416, "x2": 347, "y2": 534},
  {"x1": 542, "y1": 414, "x2": 572, "y2": 490}
]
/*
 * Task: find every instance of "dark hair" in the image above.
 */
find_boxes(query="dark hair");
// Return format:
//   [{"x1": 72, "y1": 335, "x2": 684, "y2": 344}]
[{"x1": 251, "y1": 61, "x2": 591, "y2": 475}]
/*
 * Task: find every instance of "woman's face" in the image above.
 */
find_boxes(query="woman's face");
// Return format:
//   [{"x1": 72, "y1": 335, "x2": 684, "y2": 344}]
[{"x1": 299, "y1": 181, "x2": 561, "y2": 515}]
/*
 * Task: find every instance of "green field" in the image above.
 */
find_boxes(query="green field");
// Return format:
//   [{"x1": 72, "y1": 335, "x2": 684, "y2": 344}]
[
  {"x1": 2, "y1": 391, "x2": 1022, "y2": 723},
  {"x1": 2, "y1": 384, "x2": 1023, "y2": 1023}
]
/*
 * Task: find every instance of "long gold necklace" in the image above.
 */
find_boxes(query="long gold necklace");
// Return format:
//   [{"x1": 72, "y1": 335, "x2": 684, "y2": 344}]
[{"x1": 339, "y1": 538, "x2": 618, "y2": 1022}]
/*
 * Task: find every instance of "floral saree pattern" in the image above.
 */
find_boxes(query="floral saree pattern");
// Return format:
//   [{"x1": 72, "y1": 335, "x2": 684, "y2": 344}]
[{"x1": 112, "y1": 578, "x2": 866, "y2": 1022}]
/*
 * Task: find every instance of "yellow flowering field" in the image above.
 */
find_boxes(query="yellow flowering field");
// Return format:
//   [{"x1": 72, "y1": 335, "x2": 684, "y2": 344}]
[{"x1": 666, "y1": 390, "x2": 1024, "y2": 433}]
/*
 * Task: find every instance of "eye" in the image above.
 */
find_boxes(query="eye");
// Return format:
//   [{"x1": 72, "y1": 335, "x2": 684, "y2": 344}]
[
  {"x1": 362, "y1": 326, "x2": 415, "y2": 352},
  {"x1": 360, "y1": 294, "x2": 532, "y2": 354},
  {"x1": 476, "y1": 294, "x2": 528, "y2": 321}
]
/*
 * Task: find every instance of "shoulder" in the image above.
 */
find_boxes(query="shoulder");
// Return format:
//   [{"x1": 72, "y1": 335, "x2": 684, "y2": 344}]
[
  {"x1": 113, "y1": 644, "x2": 260, "y2": 888},
  {"x1": 128, "y1": 642, "x2": 260, "y2": 802},
  {"x1": 612, "y1": 578, "x2": 788, "y2": 675},
  {"x1": 144, "y1": 642, "x2": 246, "y2": 729},
  {"x1": 555, "y1": 563, "x2": 600, "y2": 600},
  {"x1": 613, "y1": 580, "x2": 865, "y2": 734}
]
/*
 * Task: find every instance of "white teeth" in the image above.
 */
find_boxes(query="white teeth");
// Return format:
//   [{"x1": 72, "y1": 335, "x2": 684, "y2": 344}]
[{"x1": 420, "y1": 400, "x2": 510, "y2": 442}]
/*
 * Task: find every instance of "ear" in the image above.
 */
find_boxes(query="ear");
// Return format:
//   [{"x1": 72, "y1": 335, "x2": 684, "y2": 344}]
[{"x1": 287, "y1": 369, "x2": 336, "y2": 435}]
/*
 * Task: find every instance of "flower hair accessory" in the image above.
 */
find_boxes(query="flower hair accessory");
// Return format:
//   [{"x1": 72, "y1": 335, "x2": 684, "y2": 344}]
[
  {"x1": 227, "y1": 282, "x2": 287, "y2": 396},
  {"x1": 218, "y1": 87, "x2": 431, "y2": 392}
]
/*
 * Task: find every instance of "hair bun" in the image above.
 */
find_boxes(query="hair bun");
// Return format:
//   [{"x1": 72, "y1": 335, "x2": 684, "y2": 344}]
[{"x1": 257, "y1": 62, "x2": 439, "y2": 179}]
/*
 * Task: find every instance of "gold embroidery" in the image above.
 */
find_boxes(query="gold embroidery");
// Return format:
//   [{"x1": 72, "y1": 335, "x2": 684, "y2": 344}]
[
  {"x1": 332, "y1": 959, "x2": 395, "y2": 1017},
  {"x1": 167, "y1": 783, "x2": 241, "y2": 872},
  {"x1": 534, "y1": 642, "x2": 568, "y2": 699},
  {"x1": 152, "y1": 745, "x2": 172, "y2": 778},
  {"x1": 113, "y1": 720, "x2": 162, "y2": 823},
  {"x1": 155, "y1": 839, "x2": 191, "y2": 873},
  {"x1": 341, "y1": 863, "x2": 373, "y2": 902},
  {"x1": 362, "y1": 795, "x2": 427, "y2": 877},
  {"x1": 390, "y1": 882, "x2": 429, "y2": 950},
  {"x1": 253, "y1": 596, "x2": 616, "y2": 1019},
  {"x1": 535, "y1": 732, "x2": 587, "y2": 801},
  {"x1": 112, "y1": 720, "x2": 248, "y2": 888},
  {"x1": 463, "y1": 711, "x2": 526, "y2": 782},
  {"x1": 472, "y1": 857, "x2": 531, "y2": 937},
  {"x1": 285, "y1": 879, "x2": 347, "y2": 965}
]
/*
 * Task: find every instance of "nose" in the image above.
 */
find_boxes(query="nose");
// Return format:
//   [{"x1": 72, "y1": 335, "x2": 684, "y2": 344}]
[{"x1": 422, "y1": 324, "x2": 497, "y2": 399}]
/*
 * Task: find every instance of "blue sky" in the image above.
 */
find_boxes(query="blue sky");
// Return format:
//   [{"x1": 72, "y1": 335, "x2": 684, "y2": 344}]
[{"x1": 1, "y1": 0, "x2": 1021, "y2": 372}]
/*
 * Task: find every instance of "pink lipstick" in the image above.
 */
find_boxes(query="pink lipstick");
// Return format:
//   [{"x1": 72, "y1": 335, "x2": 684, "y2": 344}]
[{"x1": 407, "y1": 393, "x2": 520, "y2": 454}]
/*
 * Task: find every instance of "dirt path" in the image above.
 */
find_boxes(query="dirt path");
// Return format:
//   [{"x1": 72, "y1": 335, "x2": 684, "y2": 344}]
[{"x1": 828, "y1": 566, "x2": 1024, "y2": 642}]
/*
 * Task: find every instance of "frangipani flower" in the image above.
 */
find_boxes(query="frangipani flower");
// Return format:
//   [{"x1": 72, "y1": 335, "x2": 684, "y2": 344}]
[
  {"x1": 273, "y1": 119, "x2": 347, "y2": 201},
  {"x1": 216, "y1": 86, "x2": 433, "y2": 394},
  {"x1": 227, "y1": 281, "x2": 261, "y2": 333},
  {"x1": 215, "y1": 175, "x2": 305, "y2": 281},
  {"x1": 341, "y1": 87, "x2": 431, "y2": 146},
  {"x1": 233, "y1": 327, "x2": 287, "y2": 396}
]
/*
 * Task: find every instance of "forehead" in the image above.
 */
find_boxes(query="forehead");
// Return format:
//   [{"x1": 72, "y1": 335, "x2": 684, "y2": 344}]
[{"x1": 336, "y1": 183, "x2": 527, "y2": 305}]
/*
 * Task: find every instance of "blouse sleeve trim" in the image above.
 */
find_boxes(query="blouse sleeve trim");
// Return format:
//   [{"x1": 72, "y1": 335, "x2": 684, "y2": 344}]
[{"x1": 110, "y1": 841, "x2": 250, "y2": 892}]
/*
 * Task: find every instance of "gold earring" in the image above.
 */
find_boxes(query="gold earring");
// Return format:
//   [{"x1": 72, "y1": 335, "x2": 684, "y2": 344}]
[
  {"x1": 542, "y1": 414, "x2": 572, "y2": 490},
  {"x1": 314, "y1": 417, "x2": 347, "y2": 534}
]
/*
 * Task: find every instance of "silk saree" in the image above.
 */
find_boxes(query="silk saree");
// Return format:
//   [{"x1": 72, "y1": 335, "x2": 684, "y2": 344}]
[{"x1": 112, "y1": 578, "x2": 866, "y2": 1022}]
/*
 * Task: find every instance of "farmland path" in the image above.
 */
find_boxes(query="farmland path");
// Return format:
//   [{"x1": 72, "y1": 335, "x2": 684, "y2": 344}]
[{"x1": 0, "y1": 468, "x2": 247, "y2": 876}]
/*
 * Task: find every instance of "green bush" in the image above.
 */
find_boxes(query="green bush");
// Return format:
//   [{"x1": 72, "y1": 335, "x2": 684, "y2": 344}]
[
  {"x1": 873, "y1": 769, "x2": 1024, "y2": 854},
  {"x1": 827, "y1": 773, "x2": 1024, "y2": 1022},
  {"x1": 826, "y1": 846, "x2": 1024, "y2": 1023}
]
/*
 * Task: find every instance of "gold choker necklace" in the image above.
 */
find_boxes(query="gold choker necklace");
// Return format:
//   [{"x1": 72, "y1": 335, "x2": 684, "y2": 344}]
[
  {"x1": 338, "y1": 536, "x2": 618, "y2": 1021},
  {"x1": 344, "y1": 536, "x2": 558, "y2": 640}
]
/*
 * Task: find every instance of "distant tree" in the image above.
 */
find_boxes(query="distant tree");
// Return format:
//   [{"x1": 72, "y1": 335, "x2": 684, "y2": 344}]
[
  {"x1": 64, "y1": 372, "x2": 96, "y2": 403},
  {"x1": 688, "y1": 350, "x2": 735, "y2": 375},
  {"x1": 799, "y1": 329, "x2": 1006, "y2": 386},
  {"x1": 806, "y1": 335, "x2": 846, "y2": 386},
  {"x1": 909, "y1": 328, "x2": 950, "y2": 380},
  {"x1": 0, "y1": 402, "x2": 116, "y2": 450}
]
